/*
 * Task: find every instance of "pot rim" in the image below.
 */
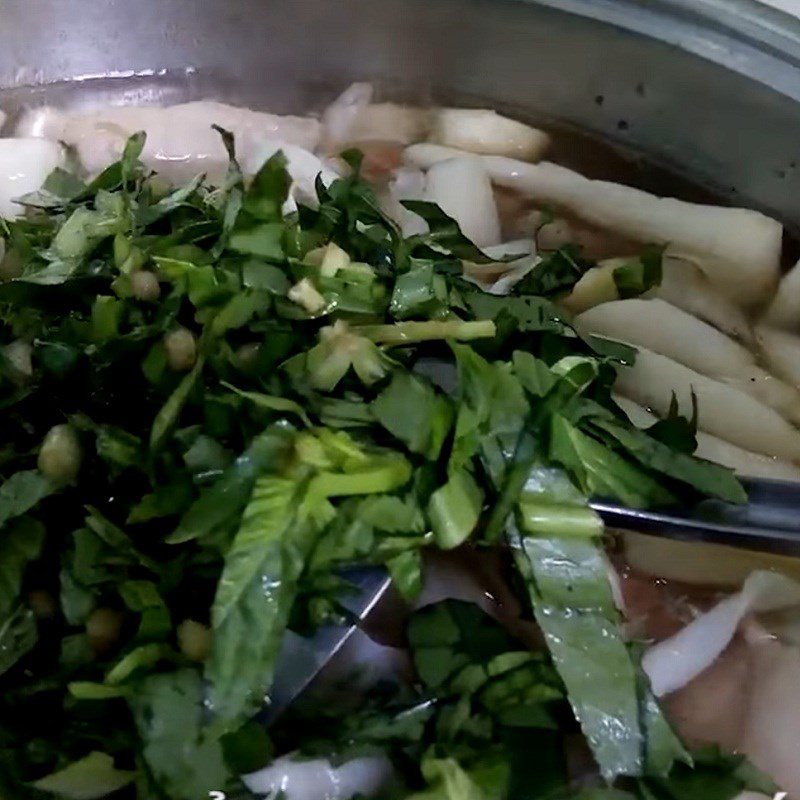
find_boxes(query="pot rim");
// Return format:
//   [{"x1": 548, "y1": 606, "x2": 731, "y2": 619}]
[{"x1": 529, "y1": 0, "x2": 800, "y2": 99}]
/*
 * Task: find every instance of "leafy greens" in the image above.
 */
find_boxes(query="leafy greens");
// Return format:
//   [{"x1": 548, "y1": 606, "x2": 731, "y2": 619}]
[{"x1": 0, "y1": 127, "x2": 761, "y2": 800}]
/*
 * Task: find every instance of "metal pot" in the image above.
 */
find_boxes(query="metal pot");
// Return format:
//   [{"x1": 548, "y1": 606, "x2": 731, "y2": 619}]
[{"x1": 1, "y1": 0, "x2": 799, "y2": 229}]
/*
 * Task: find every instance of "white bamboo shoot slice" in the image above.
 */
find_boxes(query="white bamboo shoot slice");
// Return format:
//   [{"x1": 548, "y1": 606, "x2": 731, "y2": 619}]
[
  {"x1": 0, "y1": 138, "x2": 65, "y2": 218},
  {"x1": 614, "y1": 347, "x2": 800, "y2": 460},
  {"x1": 653, "y1": 256, "x2": 754, "y2": 345},
  {"x1": 404, "y1": 145, "x2": 782, "y2": 308},
  {"x1": 17, "y1": 102, "x2": 321, "y2": 184},
  {"x1": 404, "y1": 142, "x2": 469, "y2": 169},
  {"x1": 322, "y1": 85, "x2": 430, "y2": 149},
  {"x1": 757, "y1": 325, "x2": 800, "y2": 390},
  {"x1": 643, "y1": 571, "x2": 800, "y2": 696},
  {"x1": 423, "y1": 156, "x2": 501, "y2": 247},
  {"x1": 429, "y1": 108, "x2": 550, "y2": 160},
  {"x1": 577, "y1": 299, "x2": 800, "y2": 423},
  {"x1": 764, "y1": 258, "x2": 800, "y2": 332}
]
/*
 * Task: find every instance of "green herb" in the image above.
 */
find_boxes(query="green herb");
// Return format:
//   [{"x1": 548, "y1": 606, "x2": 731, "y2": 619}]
[
  {"x1": 0, "y1": 128, "x2": 756, "y2": 800},
  {"x1": 612, "y1": 247, "x2": 664, "y2": 299},
  {"x1": 0, "y1": 471, "x2": 55, "y2": 528},
  {"x1": 515, "y1": 246, "x2": 589, "y2": 297},
  {"x1": 391, "y1": 262, "x2": 449, "y2": 319},
  {"x1": 206, "y1": 474, "x2": 321, "y2": 730},
  {"x1": 149, "y1": 354, "x2": 206, "y2": 450},
  {"x1": 371, "y1": 370, "x2": 454, "y2": 459},
  {"x1": 428, "y1": 468, "x2": 484, "y2": 549},
  {"x1": 221, "y1": 380, "x2": 311, "y2": 426},
  {"x1": 401, "y1": 200, "x2": 495, "y2": 264},
  {"x1": 0, "y1": 517, "x2": 45, "y2": 619},
  {"x1": 129, "y1": 669, "x2": 235, "y2": 799},
  {"x1": 30, "y1": 751, "x2": 136, "y2": 799},
  {"x1": 0, "y1": 606, "x2": 37, "y2": 678},
  {"x1": 168, "y1": 426, "x2": 293, "y2": 545}
]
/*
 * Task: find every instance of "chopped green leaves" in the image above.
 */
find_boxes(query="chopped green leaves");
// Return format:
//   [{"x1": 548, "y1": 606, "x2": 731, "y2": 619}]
[
  {"x1": 0, "y1": 516, "x2": 45, "y2": 620},
  {"x1": 0, "y1": 129, "x2": 752, "y2": 800},
  {"x1": 300, "y1": 320, "x2": 394, "y2": 391},
  {"x1": 391, "y1": 262, "x2": 449, "y2": 319},
  {"x1": 84, "y1": 507, "x2": 160, "y2": 572},
  {"x1": 464, "y1": 292, "x2": 573, "y2": 335},
  {"x1": 129, "y1": 669, "x2": 234, "y2": 799},
  {"x1": 168, "y1": 425, "x2": 293, "y2": 545},
  {"x1": 119, "y1": 580, "x2": 171, "y2": 641},
  {"x1": 515, "y1": 533, "x2": 642, "y2": 780},
  {"x1": 515, "y1": 246, "x2": 589, "y2": 297},
  {"x1": 588, "y1": 416, "x2": 746, "y2": 503},
  {"x1": 149, "y1": 354, "x2": 206, "y2": 450},
  {"x1": 549, "y1": 414, "x2": 675, "y2": 508},
  {"x1": 639, "y1": 747, "x2": 778, "y2": 800},
  {"x1": 386, "y1": 549, "x2": 423, "y2": 601},
  {"x1": 0, "y1": 470, "x2": 55, "y2": 529},
  {"x1": 206, "y1": 475, "x2": 319, "y2": 730},
  {"x1": 410, "y1": 758, "x2": 493, "y2": 800},
  {"x1": 30, "y1": 751, "x2": 136, "y2": 799},
  {"x1": 371, "y1": 370, "x2": 453, "y2": 459},
  {"x1": 221, "y1": 380, "x2": 311, "y2": 426},
  {"x1": 228, "y1": 222, "x2": 285, "y2": 259},
  {"x1": 240, "y1": 149, "x2": 292, "y2": 223},
  {"x1": 428, "y1": 468, "x2": 484, "y2": 549},
  {"x1": 0, "y1": 606, "x2": 37, "y2": 678},
  {"x1": 94, "y1": 425, "x2": 142, "y2": 471},
  {"x1": 449, "y1": 343, "x2": 527, "y2": 472},
  {"x1": 612, "y1": 247, "x2": 664, "y2": 299},
  {"x1": 401, "y1": 200, "x2": 494, "y2": 264}
]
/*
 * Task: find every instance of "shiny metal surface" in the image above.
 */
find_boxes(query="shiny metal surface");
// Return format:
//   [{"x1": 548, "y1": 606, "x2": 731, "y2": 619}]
[
  {"x1": 593, "y1": 478, "x2": 800, "y2": 555},
  {"x1": 259, "y1": 567, "x2": 393, "y2": 725},
  {"x1": 265, "y1": 472, "x2": 800, "y2": 722},
  {"x1": 1, "y1": 1, "x2": 800, "y2": 230}
]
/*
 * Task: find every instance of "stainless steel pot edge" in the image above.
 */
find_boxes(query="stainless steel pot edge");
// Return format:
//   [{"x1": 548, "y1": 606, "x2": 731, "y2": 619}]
[
  {"x1": 2, "y1": 0, "x2": 800, "y2": 92},
  {"x1": 529, "y1": 0, "x2": 800, "y2": 99},
  {"x1": 1, "y1": 0, "x2": 799, "y2": 229}
]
